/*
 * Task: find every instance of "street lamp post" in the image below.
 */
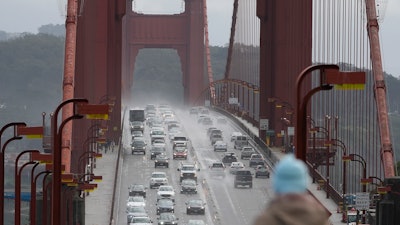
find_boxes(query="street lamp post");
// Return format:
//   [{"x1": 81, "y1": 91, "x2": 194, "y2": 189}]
[
  {"x1": 14, "y1": 149, "x2": 40, "y2": 225},
  {"x1": 295, "y1": 64, "x2": 336, "y2": 162},
  {"x1": 295, "y1": 64, "x2": 365, "y2": 162},
  {"x1": 51, "y1": 98, "x2": 109, "y2": 225},
  {"x1": 0, "y1": 122, "x2": 26, "y2": 223},
  {"x1": 51, "y1": 98, "x2": 87, "y2": 225},
  {"x1": 31, "y1": 170, "x2": 51, "y2": 225},
  {"x1": 268, "y1": 97, "x2": 294, "y2": 150},
  {"x1": 348, "y1": 153, "x2": 368, "y2": 224}
]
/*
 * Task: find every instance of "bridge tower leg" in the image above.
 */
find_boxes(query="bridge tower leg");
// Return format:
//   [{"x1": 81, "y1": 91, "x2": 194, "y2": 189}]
[{"x1": 257, "y1": 0, "x2": 312, "y2": 146}]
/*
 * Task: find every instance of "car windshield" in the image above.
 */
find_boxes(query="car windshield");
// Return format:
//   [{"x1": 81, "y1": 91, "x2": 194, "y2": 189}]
[
  {"x1": 133, "y1": 141, "x2": 145, "y2": 147},
  {"x1": 152, "y1": 173, "x2": 166, "y2": 178},
  {"x1": 129, "y1": 217, "x2": 151, "y2": 223},
  {"x1": 182, "y1": 179, "x2": 196, "y2": 185},
  {"x1": 212, "y1": 163, "x2": 224, "y2": 168},
  {"x1": 159, "y1": 186, "x2": 173, "y2": 191},
  {"x1": 131, "y1": 185, "x2": 144, "y2": 191},
  {"x1": 182, "y1": 165, "x2": 195, "y2": 170},
  {"x1": 127, "y1": 206, "x2": 146, "y2": 213},
  {"x1": 188, "y1": 199, "x2": 203, "y2": 206},
  {"x1": 158, "y1": 199, "x2": 173, "y2": 206},
  {"x1": 152, "y1": 146, "x2": 165, "y2": 152},
  {"x1": 159, "y1": 213, "x2": 176, "y2": 220},
  {"x1": 252, "y1": 154, "x2": 262, "y2": 159}
]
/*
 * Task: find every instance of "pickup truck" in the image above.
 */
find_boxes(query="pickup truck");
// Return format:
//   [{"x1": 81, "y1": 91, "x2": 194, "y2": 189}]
[{"x1": 234, "y1": 170, "x2": 253, "y2": 188}]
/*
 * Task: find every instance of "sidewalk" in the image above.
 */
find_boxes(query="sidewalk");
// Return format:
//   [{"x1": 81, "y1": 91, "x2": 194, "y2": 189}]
[
  {"x1": 234, "y1": 116, "x2": 343, "y2": 225},
  {"x1": 85, "y1": 149, "x2": 118, "y2": 225}
]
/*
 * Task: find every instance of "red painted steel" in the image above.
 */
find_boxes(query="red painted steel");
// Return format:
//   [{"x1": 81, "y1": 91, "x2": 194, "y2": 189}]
[
  {"x1": 73, "y1": 0, "x2": 125, "y2": 173},
  {"x1": 122, "y1": 0, "x2": 205, "y2": 105},
  {"x1": 365, "y1": 0, "x2": 395, "y2": 177},
  {"x1": 257, "y1": 0, "x2": 312, "y2": 144}
]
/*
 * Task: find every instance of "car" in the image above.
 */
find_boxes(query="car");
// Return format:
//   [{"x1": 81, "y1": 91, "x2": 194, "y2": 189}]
[
  {"x1": 180, "y1": 179, "x2": 198, "y2": 194},
  {"x1": 229, "y1": 161, "x2": 245, "y2": 174},
  {"x1": 150, "y1": 144, "x2": 167, "y2": 160},
  {"x1": 201, "y1": 117, "x2": 213, "y2": 126},
  {"x1": 150, "y1": 172, "x2": 168, "y2": 189},
  {"x1": 157, "y1": 212, "x2": 179, "y2": 225},
  {"x1": 208, "y1": 129, "x2": 222, "y2": 139},
  {"x1": 186, "y1": 199, "x2": 206, "y2": 215},
  {"x1": 128, "y1": 184, "x2": 147, "y2": 198},
  {"x1": 157, "y1": 185, "x2": 175, "y2": 202},
  {"x1": 177, "y1": 162, "x2": 200, "y2": 183},
  {"x1": 208, "y1": 161, "x2": 226, "y2": 178},
  {"x1": 210, "y1": 133, "x2": 223, "y2": 145},
  {"x1": 240, "y1": 146, "x2": 256, "y2": 159},
  {"x1": 249, "y1": 153, "x2": 265, "y2": 167},
  {"x1": 230, "y1": 132, "x2": 243, "y2": 142},
  {"x1": 126, "y1": 206, "x2": 148, "y2": 221},
  {"x1": 150, "y1": 127, "x2": 166, "y2": 143},
  {"x1": 127, "y1": 216, "x2": 153, "y2": 225},
  {"x1": 126, "y1": 196, "x2": 146, "y2": 208},
  {"x1": 130, "y1": 121, "x2": 145, "y2": 133},
  {"x1": 187, "y1": 220, "x2": 206, "y2": 225},
  {"x1": 216, "y1": 116, "x2": 227, "y2": 124},
  {"x1": 234, "y1": 170, "x2": 253, "y2": 188},
  {"x1": 213, "y1": 141, "x2": 228, "y2": 152},
  {"x1": 255, "y1": 164, "x2": 270, "y2": 178},
  {"x1": 156, "y1": 199, "x2": 175, "y2": 215},
  {"x1": 189, "y1": 107, "x2": 199, "y2": 115},
  {"x1": 173, "y1": 145, "x2": 188, "y2": 160},
  {"x1": 152, "y1": 138, "x2": 166, "y2": 147},
  {"x1": 131, "y1": 139, "x2": 147, "y2": 155},
  {"x1": 221, "y1": 152, "x2": 238, "y2": 165},
  {"x1": 155, "y1": 153, "x2": 169, "y2": 168},
  {"x1": 234, "y1": 135, "x2": 249, "y2": 149},
  {"x1": 131, "y1": 130, "x2": 144, "y2": 140}
]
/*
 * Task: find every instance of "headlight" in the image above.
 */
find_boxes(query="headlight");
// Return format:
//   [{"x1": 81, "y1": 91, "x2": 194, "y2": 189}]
[{"x1": 159, "y1": 222, "x2": 165, "y2": 225}]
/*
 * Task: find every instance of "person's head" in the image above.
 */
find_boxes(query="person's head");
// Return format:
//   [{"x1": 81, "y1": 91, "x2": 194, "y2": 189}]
[{"x1": 273, "y1": 154, "x2": 309, "y2": 194}]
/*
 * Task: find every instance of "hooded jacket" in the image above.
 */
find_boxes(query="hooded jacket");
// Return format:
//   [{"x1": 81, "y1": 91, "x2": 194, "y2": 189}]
[{"x1": 252, "y1": 194, "x2": 331, "y2": 225}]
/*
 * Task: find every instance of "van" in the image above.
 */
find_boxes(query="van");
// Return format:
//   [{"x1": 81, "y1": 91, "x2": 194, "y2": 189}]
[{"x1": 234, "y1": 135, "x2": 249, "y2": 150}]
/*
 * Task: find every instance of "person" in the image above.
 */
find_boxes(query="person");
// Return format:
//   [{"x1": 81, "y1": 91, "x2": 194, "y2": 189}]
[{"x1": 252, "y1": 154, "x2": 331, "y2": 225}]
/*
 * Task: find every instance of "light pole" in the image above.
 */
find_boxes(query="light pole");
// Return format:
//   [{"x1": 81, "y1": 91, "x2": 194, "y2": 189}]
[
  {"x1": 51, "y1": 98, "x2": 109, "y2": 225},
  {"x1": 348, "y1": 153, "x2": 368, "y2": 224},
  {"x1": 0, "y1": 122, "x2": 26, "y2": 223},
  {"x1": 51, "y1": 98, "x2": 87, "y2": 225},
  {"x1": 15, "y1": 150, "x2": 40, "y2": 225},
  {"x1": 295, "y1": 64, "x2": 365, "y2": 162},
  {"x1": 268, "y1": 97, "x2": 294, "y2": 150},
  {"x1": 31, "y1": 170, "x2": 51, "y2": 225}
]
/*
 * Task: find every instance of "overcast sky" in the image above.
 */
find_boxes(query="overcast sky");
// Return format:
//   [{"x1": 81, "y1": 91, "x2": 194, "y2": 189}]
[{"x1": 0, "y1": 0, "x2": 398, "y2": 76}]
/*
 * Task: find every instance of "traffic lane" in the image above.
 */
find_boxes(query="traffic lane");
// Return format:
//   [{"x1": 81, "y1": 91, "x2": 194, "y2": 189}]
[
  {"x1": 180, "y1": 110, "x2": 275, "y2": 225},
  {"x1": 117, "y1": 130, "x2": 213, "y2": 225}
]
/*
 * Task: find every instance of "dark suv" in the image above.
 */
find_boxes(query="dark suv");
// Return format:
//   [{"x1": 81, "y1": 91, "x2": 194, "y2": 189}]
[
  {"x1": 222, "y1": 152, "x2": 238, "y2": 165},
  {"x1": 128, "y1": 184, "x2": 147, "y2": 198},
  {"x1": 234, "y1": 170, "x2": 253, "y2": 188}
]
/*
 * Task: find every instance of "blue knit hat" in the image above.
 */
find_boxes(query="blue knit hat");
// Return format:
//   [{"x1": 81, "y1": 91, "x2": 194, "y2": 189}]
[{"x1": 273, "y1": 154, "x2": 309, "y2": 194}]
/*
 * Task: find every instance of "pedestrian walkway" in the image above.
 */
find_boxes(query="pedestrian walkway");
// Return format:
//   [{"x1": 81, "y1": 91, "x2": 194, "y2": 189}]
[
  {"x1": 233, "y1": 116, "x2": 343, "y2": 225},
  {"x1": 85, "y1": 149, "x2": 118, "y2": 225}
]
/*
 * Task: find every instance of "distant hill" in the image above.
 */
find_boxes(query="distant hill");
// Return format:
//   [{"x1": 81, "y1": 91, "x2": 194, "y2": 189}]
[{"x1": 1, "y1": 26, "x2": 400, "y2": 162}]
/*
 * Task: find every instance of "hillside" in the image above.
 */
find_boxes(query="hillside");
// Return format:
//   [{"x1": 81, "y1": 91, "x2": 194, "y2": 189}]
[{"x1": 1, "y1": 29, "x2": 400, "y2": 162}]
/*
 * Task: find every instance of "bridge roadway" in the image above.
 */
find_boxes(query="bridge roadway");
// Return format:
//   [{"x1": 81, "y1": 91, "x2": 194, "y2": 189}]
[{"x1": 84, "y1": 107, "x2": 342, "y2": 225}]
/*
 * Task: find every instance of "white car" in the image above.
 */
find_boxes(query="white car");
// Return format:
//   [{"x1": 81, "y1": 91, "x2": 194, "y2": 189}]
[
  {"x1": 213, "y1": 141, "x2": 228, "y2": 152},
  {"x1": 229, "y1": 161, "x2": 245, "y2": 174},
  {"x1": 230, "y1": 132, "x2": 243, "y2": 142},
  {"x1": 157, "y1": 185, "x2": 175, "y2": 202},
  {"x1": 126, "y1": 196, "x2": 146, "y2": 208},
  {"x1": 149, "y1": 172, "x2": 168, "y2": 189}
]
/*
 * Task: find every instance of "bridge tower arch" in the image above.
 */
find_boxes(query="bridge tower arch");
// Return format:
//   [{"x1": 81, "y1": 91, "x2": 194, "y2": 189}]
[{"x1": 122, "y1": 0, "x2": 205, "y2": 105}]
